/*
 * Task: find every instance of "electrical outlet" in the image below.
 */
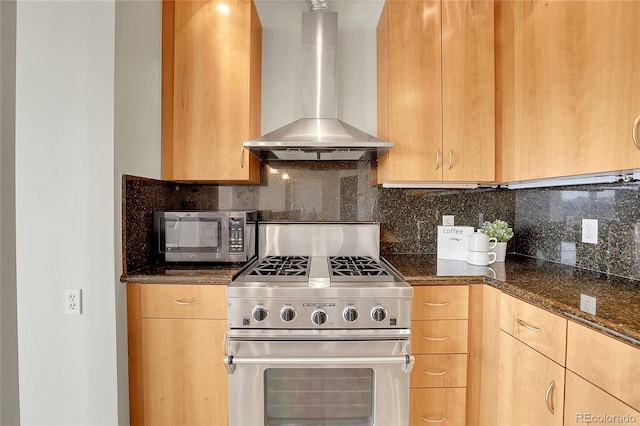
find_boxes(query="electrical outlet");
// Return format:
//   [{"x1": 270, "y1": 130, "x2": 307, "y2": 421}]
[
  {"x1": 580, "y1": 294, "x2": 596, "y2": 315},
  {"x1": 443, "y1": 215, "x2": 455, "y2": 226},
  {"x1": 581, "y1": 219, "x2": 598, "y2": 244},
  {"x1": 65, "y1": 288, "x2": 82, "y2": 315}
]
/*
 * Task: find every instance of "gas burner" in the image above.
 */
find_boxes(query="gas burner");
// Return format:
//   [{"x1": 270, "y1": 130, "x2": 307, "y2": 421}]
[
  {"x1": 329, "y1": 256, "x2": 392, "y2": 277},
  {"x1": 245, "y1": 256, "x2": 309, "y2": 280}
]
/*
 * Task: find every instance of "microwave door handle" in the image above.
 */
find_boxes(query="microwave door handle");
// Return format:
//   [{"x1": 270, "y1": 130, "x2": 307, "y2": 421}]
[{"x1": 224, "y1": 355, "x2": 415, "y2": 374}]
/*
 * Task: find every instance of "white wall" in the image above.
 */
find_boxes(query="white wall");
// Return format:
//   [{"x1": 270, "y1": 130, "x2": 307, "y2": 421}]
[
  {"x1": 1, "y1": 0, "x2": 20, "y2": 424},
  {"x1": 114, "y1": 0, "x2": 162, "y2": 423},
  {"x1": 15, "y1": 1, "x2": 118, "y2": 424}
]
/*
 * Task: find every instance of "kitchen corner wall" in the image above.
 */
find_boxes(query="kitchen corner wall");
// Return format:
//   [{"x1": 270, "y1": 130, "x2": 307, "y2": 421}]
[{"x1": 219, "y1": 161, "x2": 640, "y2": 281}]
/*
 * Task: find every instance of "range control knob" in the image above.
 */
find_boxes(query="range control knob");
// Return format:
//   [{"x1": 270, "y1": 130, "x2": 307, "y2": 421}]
[
  {"x1": 252, "y1": 306, "x2": 269, "y2": 322},
  {"x1": 280, "y1": 306, "x2": 297, "y2": 322},
  {"x1": 311, "y1": 310, "x2": 327, "y2": 326},
  {"x1": 343, "y1": 306, "x2": 359, "y2": 322},
  {"x1": 371, "y1": 307, "x2": 387, "y2": 322}
]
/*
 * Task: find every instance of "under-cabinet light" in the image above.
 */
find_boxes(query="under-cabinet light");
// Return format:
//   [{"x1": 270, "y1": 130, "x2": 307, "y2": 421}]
[
  {"x1": 505, "y1": 174, "x2": 621, "y2": 189},
  {"x1": 382, "y1": 181, "x2": 479, "y2": 189}
]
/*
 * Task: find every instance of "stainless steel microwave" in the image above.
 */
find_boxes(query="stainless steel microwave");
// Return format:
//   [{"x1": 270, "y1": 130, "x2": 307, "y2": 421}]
[{"x1": 154, "y1": 210, "x2": 257, "y2": 262}]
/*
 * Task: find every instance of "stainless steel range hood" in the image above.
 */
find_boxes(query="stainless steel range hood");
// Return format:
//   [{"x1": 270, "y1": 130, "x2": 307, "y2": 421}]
[{"x1": 244, "y1": 2, "x2": 392, "y2": 161}]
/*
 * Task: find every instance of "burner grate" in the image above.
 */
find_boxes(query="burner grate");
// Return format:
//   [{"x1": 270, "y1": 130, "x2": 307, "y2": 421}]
[
  {"x1": 329, "y1": 256, "x2": 391, "y2": 277},
  {"x1": 246, "y1": 256, "x2": 310, "y2": 279}
]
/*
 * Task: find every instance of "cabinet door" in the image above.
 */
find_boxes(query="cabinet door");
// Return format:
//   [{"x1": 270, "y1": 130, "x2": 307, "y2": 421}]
[
  {"x1": 142, "y1": 318, "x2": 228, "y2": 426},
  {"x1": 442, "y1": 0, "x2": 495, "y2": 182},
  {"x1": 499, "y1": 1, "x2": 640, "y2": 182},
  {"x1": 498, "y1": 331, "x2": 565, "y2": 426},
  {"x1": 377, "y1": 0, "x2": 442, "y2": 183},
  {"x1": 162, "y1": 0, "x2": 261, "y2": 183},
  {"x1": 564, "y1": 370, "x2": 640, "y2": 426}
]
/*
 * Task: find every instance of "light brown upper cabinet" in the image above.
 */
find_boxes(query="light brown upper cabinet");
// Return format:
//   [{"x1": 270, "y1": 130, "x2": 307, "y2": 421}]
[
  {"x1": 162, "y1": 0, "x2": 262, "y2": 183},
  {"x1": 377, "y1": 0, "x2": 495, "y2": 184},
  {"x1": 498, "y1": 1, "x2": 640, "y2": 182}
]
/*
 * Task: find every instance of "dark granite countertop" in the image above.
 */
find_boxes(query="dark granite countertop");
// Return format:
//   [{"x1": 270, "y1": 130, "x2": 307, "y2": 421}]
[
  {"x1": 384, "y1": 253, "x2": 640, "y2": 347},
  {"x1": 120, "y1": 263, "x2": 242, "y2": 285},
  {"x1": 120, "y1": 254, "x2": 640, "y2": 347}
]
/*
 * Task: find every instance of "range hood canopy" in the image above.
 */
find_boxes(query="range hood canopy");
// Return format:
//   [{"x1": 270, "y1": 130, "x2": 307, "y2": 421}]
[{"x1": 244, "y1": 1, "x2": 392, "y2": 161}]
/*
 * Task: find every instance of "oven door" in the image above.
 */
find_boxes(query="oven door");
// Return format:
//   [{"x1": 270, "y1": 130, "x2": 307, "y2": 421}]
[{"x1": 224, "y1": 335, "x2": 413, "y2": 426}]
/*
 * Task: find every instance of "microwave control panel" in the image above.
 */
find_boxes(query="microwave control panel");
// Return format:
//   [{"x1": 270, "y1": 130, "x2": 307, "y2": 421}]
[{"x1": 229, "y1": 217, "x2": 245, "y2": 253}]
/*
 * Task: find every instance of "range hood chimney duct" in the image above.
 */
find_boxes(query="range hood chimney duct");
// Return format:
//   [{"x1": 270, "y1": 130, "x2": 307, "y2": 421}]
[{"x1": 243, "y1": 1, "x2": 393, "y2": 161}]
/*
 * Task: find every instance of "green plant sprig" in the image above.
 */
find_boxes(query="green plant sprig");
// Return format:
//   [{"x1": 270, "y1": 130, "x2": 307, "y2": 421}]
[{"x1": 480, "y1": 219, "x2": 514, "y2": 243}]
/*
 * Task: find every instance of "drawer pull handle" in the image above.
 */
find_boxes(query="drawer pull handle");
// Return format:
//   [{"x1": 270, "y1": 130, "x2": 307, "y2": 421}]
[
  {"x1": 424, "y1": 301, "x2": 450, "y2": 307},
  {"x1": 174, "y1": 300, "x2": 201, "y2": 305},
  {"x1": 545, "y1": 380, "x2": 556, "y2": 415},
  {"x1": 423, "y1": 336, "x2": 449, "y2": 341},
  {"x1": 516, "y1": 318, "x2": 542, "y2": 332},
  {"x1": 421, "y1": 416, "x2": 447, "y2": 423},
  {"x1": 422, "y1": 369, "x2": 448, "y2": 376}
]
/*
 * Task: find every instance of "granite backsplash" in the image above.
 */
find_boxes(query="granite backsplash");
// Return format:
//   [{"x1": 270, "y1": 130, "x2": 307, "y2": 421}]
[{"x1": 123, "y1": 163, "x2": 640, "y2": 281}]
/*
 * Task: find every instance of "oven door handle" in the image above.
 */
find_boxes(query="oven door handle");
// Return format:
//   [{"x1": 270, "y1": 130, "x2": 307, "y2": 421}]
[{"x1": 224, "y1": 355, "x2": 415, "y2": 374}]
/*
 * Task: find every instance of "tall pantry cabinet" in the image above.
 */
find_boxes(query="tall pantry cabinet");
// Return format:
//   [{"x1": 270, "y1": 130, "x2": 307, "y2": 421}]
[
  {"x1": 162, "y1": 0, "x2": 262, "y2": 183},
  {"x1": 498, "y1": 0, "x2": 640, "y2": 182},
  {"x1": 377, "y1": 0, "x2": 495, "y2": 185}
]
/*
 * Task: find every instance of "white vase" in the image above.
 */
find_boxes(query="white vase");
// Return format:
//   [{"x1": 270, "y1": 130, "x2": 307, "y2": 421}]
[{"x1": 493, "y1": 242, "x2": 508, "y2": 262}]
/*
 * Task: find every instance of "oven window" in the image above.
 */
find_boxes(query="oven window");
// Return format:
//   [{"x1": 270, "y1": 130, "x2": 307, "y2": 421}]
[{"x1": 264, "y1": 368, "x2": 374, "y2": 426}]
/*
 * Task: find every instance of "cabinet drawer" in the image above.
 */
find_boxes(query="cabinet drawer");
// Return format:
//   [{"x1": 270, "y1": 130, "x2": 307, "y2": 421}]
[
  {"x1": 412, "y1": 320, "x2": 468, "y2": 354},
  {"x1": 412, "y1": 285, "x2": 469, "y2": 320},
  {"x1": 500, "y1": 293, "x2": 567, "y2": 365},
  {"x1": 411, "y1": 354, "x2": 467, "y2": 388},
  {"x1": 141, "y1": 284, "x2": 226, "y2": 319},
  {"x1": 566, "y1": 321, "x2": 640, "y2": 411},
  {"x1": 410, "y1": 388, "x2": 466, "y2": 426},
  {"x1": 564, "y1": 370, "x2": 640, "y2": 425}
]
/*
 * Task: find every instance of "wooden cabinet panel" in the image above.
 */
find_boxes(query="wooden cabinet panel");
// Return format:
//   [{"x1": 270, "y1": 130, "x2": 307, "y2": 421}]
[
  {"x1": 411, "y1": 354, "x2": 467, "y2": 388},
  {"x1": 564, "y1": 370, "x2": 640, "y2": 426},
  {"x1": 500, "y1": 293, "x2": 567, "y2": 365},
  {"x1": 377, "y1": 0, "x2": 442, "y2": 183},
  {"x1": 162, "y1": 0, "x2": 261, "y2": 183},
  {"x1": 127, "y1": 283, "x2": 229, "y2": 426},
  {"x1": 141, "y1": 284, "x2": 226, "y2": 319},
  {"x1": 498, "y1": 331, "x2": 565, "y2": 426},
  {"x1": 498, "y1": 1, "x2": 640, "y2": 181},
  {"x1": 412, "y1": 320, "x2": 468, "y2": 354},
  {"x1": 377, "y1": 0, "x2": 495, "y2": 184},
  {"x1": 410, "y1": 388, "x2": 466, "y2": 426},
  {"x1": 142, "y1": 318, "x2": 228, "y2": 426},
  {"x1": 412, "y1": 285, "x2": 469, "y2": 320},
  {"x1": 566, "y1": 321, "x2": 640, "y2": 411},
  {"x1": 442, "y1": 0, "x2": 495, "y2": 182}
]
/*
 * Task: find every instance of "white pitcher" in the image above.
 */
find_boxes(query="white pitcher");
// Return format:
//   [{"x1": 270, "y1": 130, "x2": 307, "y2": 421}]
[{"x1": 468, "y1": 231, "x2": 497, "y2": 252}]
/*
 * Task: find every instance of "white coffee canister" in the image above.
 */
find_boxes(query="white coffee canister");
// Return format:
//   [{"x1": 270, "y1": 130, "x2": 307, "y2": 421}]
[{"x1": 468, "y1": 231, "x2": 497, "y2": 252}]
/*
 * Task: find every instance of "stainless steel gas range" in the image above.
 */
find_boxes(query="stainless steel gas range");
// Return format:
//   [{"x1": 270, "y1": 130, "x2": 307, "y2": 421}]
[{"x1": 225, "y1": 222, "x2": 413, "y2": 426}]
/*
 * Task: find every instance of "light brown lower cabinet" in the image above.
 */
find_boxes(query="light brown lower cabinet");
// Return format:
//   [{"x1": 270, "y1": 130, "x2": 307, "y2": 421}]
[
  {"x1": 564, "y1": 370, "x2": 640, "y2": 426},
  {"x1": 497, "y1": 331, "x2": 565, "y2": 426},
  {"x1": 127, "y1": 283, "x2": 228, "y2": 426},
  {"x1": 410, "y1": 285, "x2": 469, "y2": 426},
  {"x1": 410, "y1": 388, "x2": 467, "y2": 426}
]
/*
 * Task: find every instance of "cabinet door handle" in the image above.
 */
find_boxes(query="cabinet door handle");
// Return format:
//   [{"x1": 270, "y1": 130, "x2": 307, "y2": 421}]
[
  {"x1": 174, "y1": 300, "x2": 201, "y2": 305},
  {"x1": 423, "y1": 301, "x2": 450, "y2": 307},
  {"x1": 633, "y1": 115, "x2": 640, "y2": 150},
  {"x1": 545, "y1": 380, "x2": 556, "y2": 415},
  {"x1": 420, "y1": 416, "x2": 447, "y2": 423},
  {"x1": 422, "y1": 369, "x2": 448, "y2": 376},
  {"x1": 435, "y1": 149, "x2": 440, "y2": 170},
  {"x1": 240, "y1": 146, "x2": 245, "y2": 168},
  {"x1": 423, "y1": 335, "x2": 449, "y2": 341},
  {"x1": 516, "y1": 318, "x2": 542, "y2": 332},
  {"x1": 448, "y1": 149, "x2": 453, "y2": 170}
]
